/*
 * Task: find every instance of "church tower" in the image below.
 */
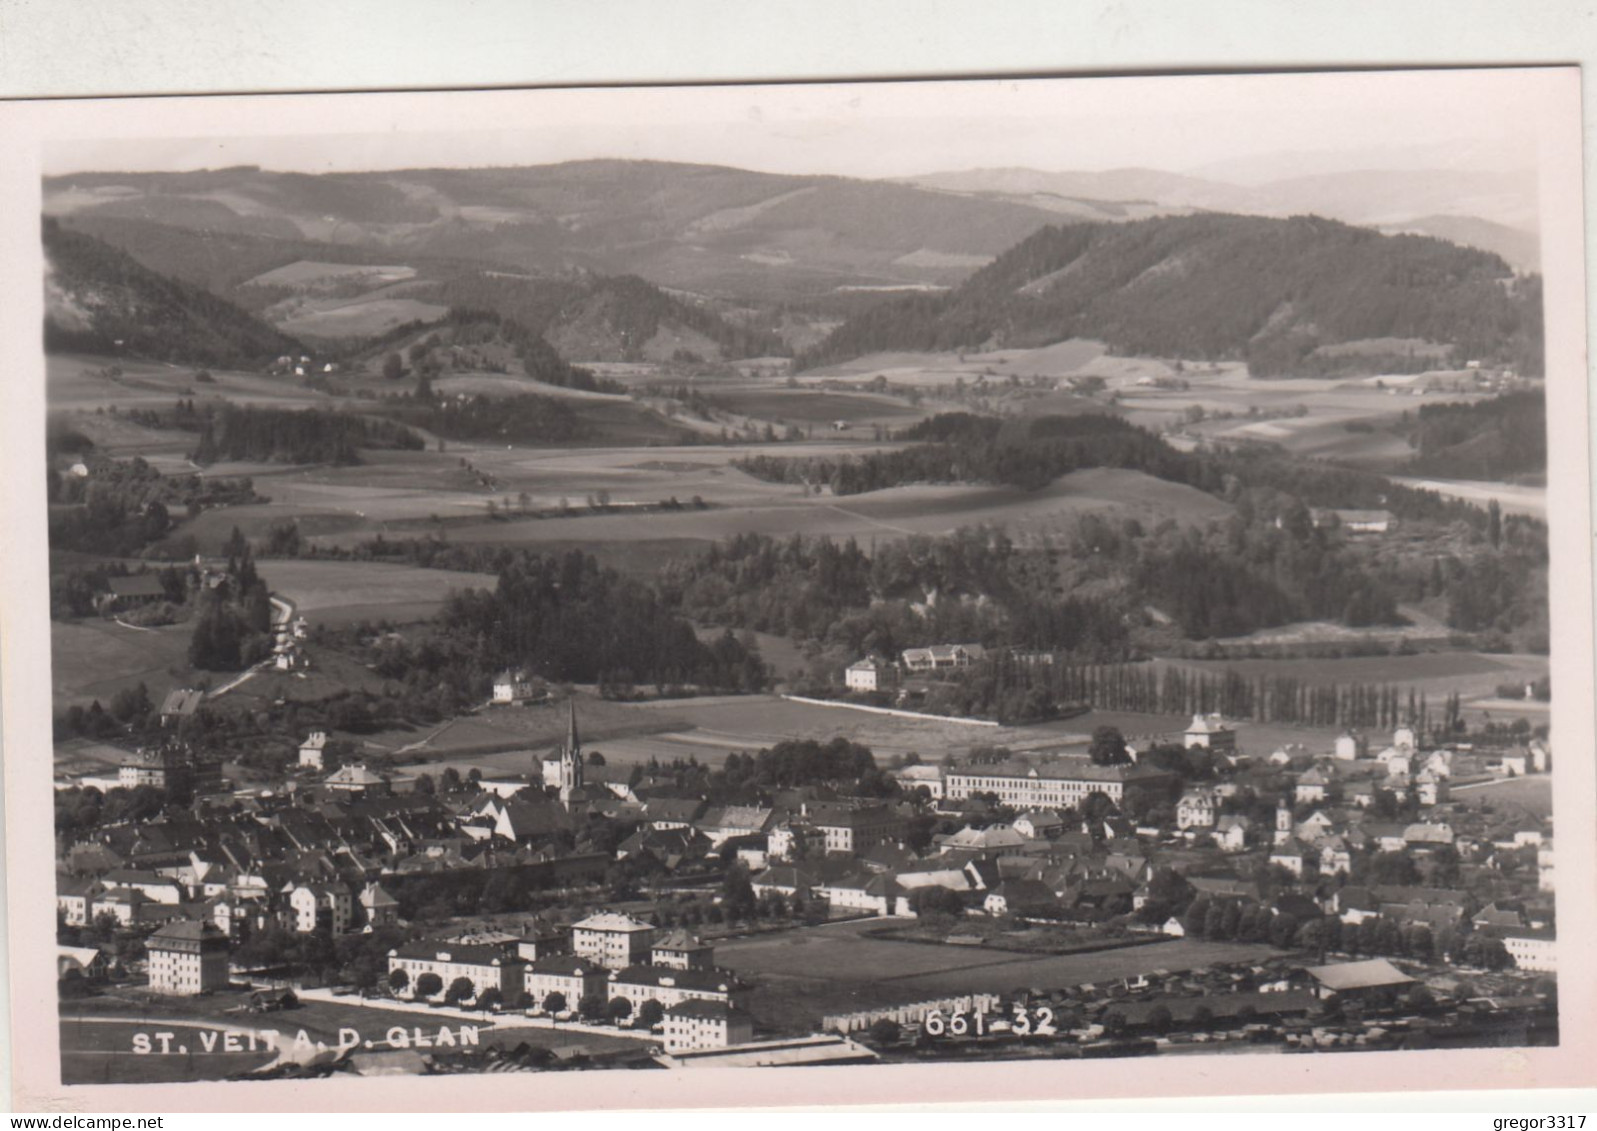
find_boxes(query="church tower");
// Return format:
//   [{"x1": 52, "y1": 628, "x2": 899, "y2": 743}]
[
  {"x1": 1274, "y1": 798, "x2": 1293, "y2": 846},
  {"x1": 558, "y1": 698, "x2": 584, "y2": 807}
]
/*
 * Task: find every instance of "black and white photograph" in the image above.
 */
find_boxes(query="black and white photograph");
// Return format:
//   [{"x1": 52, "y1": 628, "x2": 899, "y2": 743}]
[{"x1": 1, "y1": 62, "x2": 1592, "y2": 1111}]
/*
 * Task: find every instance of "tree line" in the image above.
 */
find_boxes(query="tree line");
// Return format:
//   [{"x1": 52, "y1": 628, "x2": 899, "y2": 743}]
[{"x1": 191, "y1": 404, "x2": 423, "y2": 465}]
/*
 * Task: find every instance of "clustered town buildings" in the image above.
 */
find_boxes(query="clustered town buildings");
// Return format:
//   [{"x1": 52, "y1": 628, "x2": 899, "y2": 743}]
[{"x1": 57, "y1": 665, "x2": 1556, "y2": 1059}]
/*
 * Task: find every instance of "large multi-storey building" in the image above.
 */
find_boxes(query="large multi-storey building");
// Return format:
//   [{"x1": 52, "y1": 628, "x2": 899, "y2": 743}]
[
  {"x1": 662, "y1": 1000, "x2": 756, "y2": 1051},
  {"x1": 523, "y1": 955, "x2": 609, "y2": 1010},
  {"x1": 571, "y1": 912, "x2": 656, "y2": 969},
  {"x1": 944, "y1": 759, "x2": 1176, "y2": 808},
  {"x1": 387, "y1": 941, "x2": 525, "y2": 1000},
  {"x1": 146, "y1": 920, "x2": 230, "y2": 995},
  {"x1": 607, "y1": 965, "x2": 749, "y2": 1013},
  {"x1": 795, "y1": 801, "x2": 907, "y2": 855}
]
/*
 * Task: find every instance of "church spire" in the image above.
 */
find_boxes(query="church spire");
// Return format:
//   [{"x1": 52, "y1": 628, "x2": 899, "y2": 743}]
[{"x1": 558, "y1": 697, "x2": 583, "y2": 807}]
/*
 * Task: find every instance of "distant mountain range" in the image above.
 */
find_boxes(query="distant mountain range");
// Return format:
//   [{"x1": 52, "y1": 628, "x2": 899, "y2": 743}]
[
  {"x1": 798, "y1": 213, "x2": 1542, "y2": 378},
  {"x1": 44, "y1": 161, "x2": 1070, "y2": 302},
  {"x1": 41, "y1": 157, "x2": 1543, "y2": 370},
  {"x1": 901, "y1": 164, "x2": 1539, "y2": 270}
]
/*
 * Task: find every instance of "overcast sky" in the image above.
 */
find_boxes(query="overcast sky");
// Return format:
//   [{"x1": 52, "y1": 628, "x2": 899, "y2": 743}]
[{"x1": 44, "y1": 69, "x2": 1545, "y2": 181}]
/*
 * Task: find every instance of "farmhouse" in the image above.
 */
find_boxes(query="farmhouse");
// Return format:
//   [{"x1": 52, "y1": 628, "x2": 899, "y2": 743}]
[
  {"x1": 103, "y1": 573, "x2": 167, "y2": 610},
  {"x1": 159, "y1": 689, "x2": 205, "y2": 725}
]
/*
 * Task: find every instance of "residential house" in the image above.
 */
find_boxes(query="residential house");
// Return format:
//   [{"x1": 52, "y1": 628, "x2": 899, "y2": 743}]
[
  {"x1": 322, "y1": 763, "x2": 391, "y2": 798},
  {"x1": 982, "y1": 879, "x2": 1060, "y2": 918},
  {"x1": 1403, "y1": 822, "x2": 1455, "y2": 847},
  {"x1": 1269, "y1": 841, "x2": 1310, "y2": 879},
  {"x1": 358, "y1": 882, "x2": 399, "y2": 928},
  {"x1": 652, "y1": 931, "x2": 714, "y2": 971},
  {"x1": 1183, "y1": 713, "x2": 1236, "y2": 754},
  {"x1": 1295, "y1": 766, "x2": 1333, "y2": 805},
  {"x1": 1318, "y1": 836, "x2": 1352, "y2": 876},
  {"x1": 694, "y1": 806, "x2": 776, "y2": 849},
  {"x1": 844, "y1": 656, "x2": 891, "y2": 692},
  {"x1": 814, "y1": 872, "x2": 908, "y2": 916},
  {"x1": 1176, "y1": 789, "x2": 1218, "y2": 831},
  {"x1": 58, "y1": 946, "x2": 109, "y2": 982},
  {"x1": 491, "y1": 669, "x2": 538, "y2": 705},
  {"x1": 1011, "y1": 810, "x2": 1066, "y2": 840},
  {"x1": 57, "y1": 878, "x2": 101, "y2": 926},
  {"x1": 298, "y1": 731, "x2": 330, "y2": 771},
  {"x1": 1334, "y1": 731, "x2": 1368, "y2": 761},
  {"x1": 286, "y1": 881, "x2": 353, "y2": 934},
  {"x1": 1212, "y1": 815, "x2": 1251, "y2": 853}
]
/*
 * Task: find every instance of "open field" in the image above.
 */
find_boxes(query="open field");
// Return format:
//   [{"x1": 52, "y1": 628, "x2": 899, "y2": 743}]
[
  {"x1": 52, "y1": 618, "x2": 193, "y2": 710},
  {"x1": 705, "y1": 386, "x2": 926, "y2": 426},
  {"x1": 431, "y1": 466, "x2": 1234, "y2": 554},
  {"x1": 260, "y1": 558, "x2": 496, "y2": 624},
  {"x1": 718, "y1": 918, "x2": 1284, "y2": 1031},
  {"x1": 1451, "y1": 774, "x2": 1553, "y2": 818},
  {"x1": 276, "y1": 296, "x2": 450, "y2": 340},
  {"x1": 1390, "y1": 477, "x2": 1546, "y2": 519},
  {"x1": 380, "y1": 692, "x2": 1346, "y2": 775},
  {"x1": 802, "y1": 342, "x2": 1522, "y2": 478},
  {"x1": 245, "y1": 260, "x2": 417, "y2": 288}
]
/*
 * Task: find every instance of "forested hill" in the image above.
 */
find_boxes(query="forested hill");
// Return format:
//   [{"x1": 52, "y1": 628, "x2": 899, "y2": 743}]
[
  {"x1": 430, "y1": 272, "x2": 784, "y2": 362},
  {"x1": 797, "y1": 214, "x2": 1543, "y2": 378},
  {"x1": 42, "y1": 220, "x2": 303, "y2": 367}
]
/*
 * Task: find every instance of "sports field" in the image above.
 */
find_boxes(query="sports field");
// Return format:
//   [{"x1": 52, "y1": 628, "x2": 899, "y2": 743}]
[{"x1": 718, "y1": 918, "x2": 1284, "y2": 1031}]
